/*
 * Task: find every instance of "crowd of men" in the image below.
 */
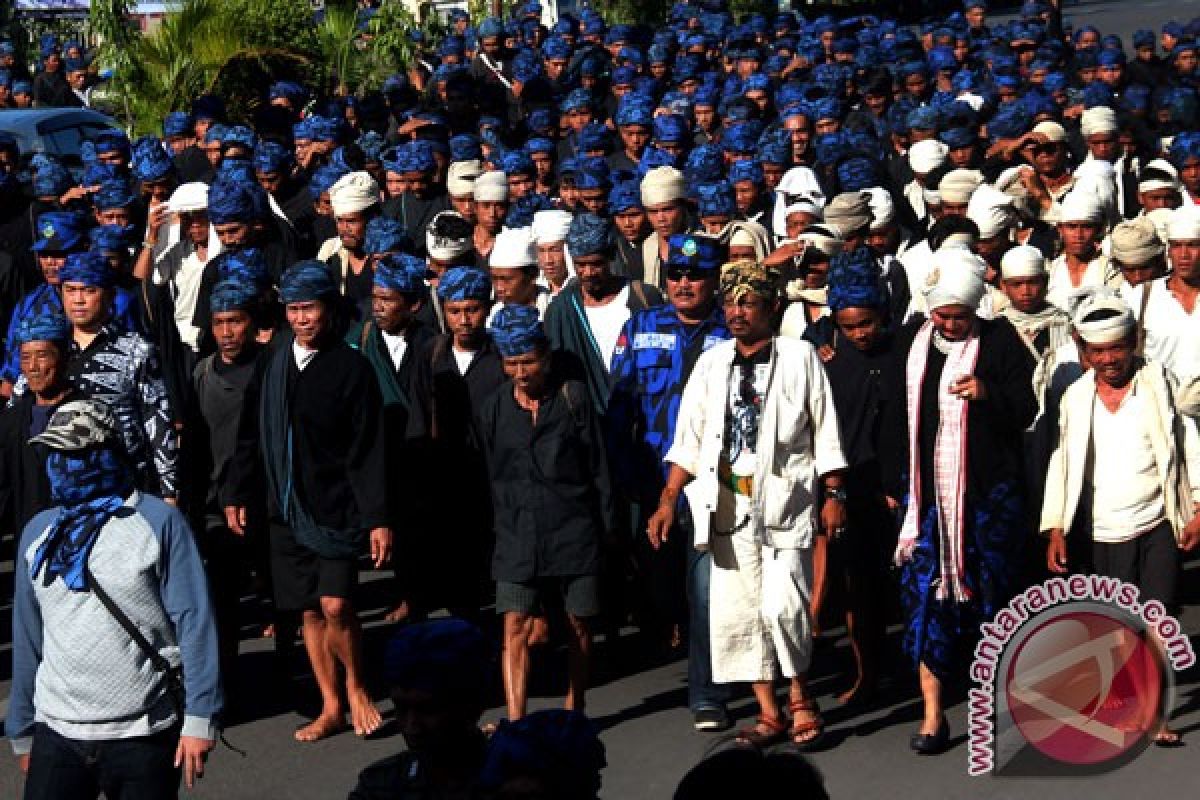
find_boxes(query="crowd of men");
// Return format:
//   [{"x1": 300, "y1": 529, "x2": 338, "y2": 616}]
[{"x1": 4, "y1": 0, "x2": 1200, "y2": 796}]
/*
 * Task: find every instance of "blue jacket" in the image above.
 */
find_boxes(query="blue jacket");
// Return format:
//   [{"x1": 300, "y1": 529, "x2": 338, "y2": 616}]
[{"x1": 606, "y1": 303, "x2": 730, "y2": 500}]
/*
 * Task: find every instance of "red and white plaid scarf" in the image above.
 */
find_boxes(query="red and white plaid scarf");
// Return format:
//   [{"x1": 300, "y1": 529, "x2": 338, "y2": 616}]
[{"x1": 896, "y1": 320, "x2": 980, "y2": 603}]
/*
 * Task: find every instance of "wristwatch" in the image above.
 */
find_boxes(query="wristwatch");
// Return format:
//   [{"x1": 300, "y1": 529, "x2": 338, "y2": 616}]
[{"x1": 824, "y1": 486, "x2": 847, "y2": 504}]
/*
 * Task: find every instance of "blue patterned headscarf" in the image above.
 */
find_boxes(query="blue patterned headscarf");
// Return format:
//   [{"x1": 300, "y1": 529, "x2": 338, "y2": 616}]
[
  {"x1": 437, "y1": 267, "x2": 491, "y2": 302},
  {"x1": 59, "y1": 252, "x2": 116, "y2": 288},
  {"x1": 490, "y1": 304, "x2": 546, "y2": 357},
  {"x1": 364, "y1": 217, "x2": 413, "y2": 256},
  {"x1": 253, "y1": 140, "x2": 294, "y2": 174},
  {"x1": 32, "y1": 445, "x2": 133, "y2": 592},
  {"x1": 131, "y1": 137, "x2": 175, "y2": 182},
  {"x1": 94, "y1": 180, "x2": 136, "y2": 211},
  {"x1": 215, "y1": 247, "x2": 269, "y2": 288},
  {"x1": 827, "y1": 247, "x2": 887, "y2": 312},
  {"x1": 13, "y1": 310, "x2": 70, "y2": 347},
  {"x1": 480, "y1": 711, "x2": 607, "y2": 798},
  {"x1": 384, "y1": 618, "x2": 489, "y2": 699},
  {"x1": 279, "y1": 260, "x2": 337, "y2": 303},
  {"x1": 89, "y1": 224, "x2": 137, "y2": 253},
  {"x1": 374, "y1": 253, "x2": 426, "y2": 293},
  {"x1": 210, "y1": 278, "x2": 259, "y2": 313},
  {"x1": 33, "y1": 161, "x2": 74, "y2": 198},
  {"x1": 208, "y1": 180, "x2": 260, "y2": 224},
  {"x1": 566, "y1": 213, "x2": 612, "y2": 258}
]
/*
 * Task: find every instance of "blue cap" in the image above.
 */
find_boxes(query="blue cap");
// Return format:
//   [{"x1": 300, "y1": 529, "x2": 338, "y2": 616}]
[
  {"x1": 374, "y1": 253, "x2": 426, "y2": 293},
  {"x1": 437, "y1": 267, "x2": 492, "y2": 302},
  {"x1": 33, "y1": 212, "x2": 87, "y2": 253},
  {"x1": 490, "y1": 303, "x2": 547, "y2": 357},
  {"x1": 279, "y1": 260, "x2": 337, "y2": 304},
  {"x1": 666, "y1": 231, "x2": 723, "y2": 271}
]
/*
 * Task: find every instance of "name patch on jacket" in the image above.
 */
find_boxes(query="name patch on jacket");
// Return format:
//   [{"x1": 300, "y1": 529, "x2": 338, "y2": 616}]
[{"x1": 632, "y1": 332, "x2": 678, "y2": 350}]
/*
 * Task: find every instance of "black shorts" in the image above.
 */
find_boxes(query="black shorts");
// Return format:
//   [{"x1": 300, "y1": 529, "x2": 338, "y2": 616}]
[{"x1": 270, "y1": 522, "x2": 358, "y2": 611}]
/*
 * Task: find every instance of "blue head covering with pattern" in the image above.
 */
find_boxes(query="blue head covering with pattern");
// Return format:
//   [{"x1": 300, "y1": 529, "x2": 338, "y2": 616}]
[
  {"x1": 60, "y1": 251, "x2": 116, "y2": 289},
  {"x1": 437, "y1": 267, "x2": 492, "y2": 302},
  {"x1": 33, "y1": 161, "x2": 74, "y2": 197},
  {"x1": 450, "y1": 134, "x2": 482, "y2": 162},
  {"x1": 210, "y1": 278, "x2": 259, "y2": 314},
  {"x1": 566, "y1": 212, "x2": 612, "y2": 258},
  {"x1": 163, "y1": 111, "x2": 193, "y2": 137},
  {"x1": 827, "y1": 247, "x2": 886, "y2": 312},
  {"x1": 215, "y1": 248, "x2": 270, "y2": 288},
  {"x1": 490, "y1": 303, "x2": 547, "y2": 357},
  {"x1": 94, "y1": 180, "x2": 136, "y2": 211},
  {"x1": 89, "y1": 224, "x2": 136, "y2": 253},
  {"x1": 609, "y1": 181, "x2": 642, "y2": 213},
  {"x1": 254, "y1": 140, "x2": 295, "y2": 174},
  {"x1": 374, "y1": 253, "x2": 426, "y2": 294},
  {"x1": 383, "y1": 618, "x2": 490, "y2": 700},
  {"x1": 131, "y1": 137, "x2": 175, "y2": 182},
  {"x1": 13, "y1": 309, "x2": 70, "y2": 347},
  {"x1": 208, "y1": 179, "x2": 260, "y2": 224},
  {"x1": 365, "y1": 217, "x2": 413, "y2": 256},
  {"x1": 279, "y1": 260, "x2": 337, "y2": 304},
  {"x1": 697, "y1": 182, "x2": 735, "y2": 217}
]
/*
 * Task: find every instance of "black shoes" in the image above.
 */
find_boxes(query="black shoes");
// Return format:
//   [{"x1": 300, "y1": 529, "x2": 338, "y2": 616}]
[
  {"x1": 910, "y1": 715, "x2": 949, "y2": 755},
  {"x1": 693, "y1": 707, "x2": 732, "y2": 732}
]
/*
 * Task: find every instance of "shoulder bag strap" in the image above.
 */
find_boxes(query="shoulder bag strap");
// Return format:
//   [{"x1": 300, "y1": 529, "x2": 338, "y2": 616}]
[{"x1": 83, "y1": 561, "x2": 184, "y2": 719}]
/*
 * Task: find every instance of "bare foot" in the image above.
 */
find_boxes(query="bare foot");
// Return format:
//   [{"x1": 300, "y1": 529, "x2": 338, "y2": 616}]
[
  {"x1": 261, "y1": 623, "x2": 275, "y2": 639},
  {"x1": 1155, "y1": 726, "x2": 1183, "y2": 747},
  {"x1": 348, "y1": 689, "x2": 383, "y2": 736},
  {"x1": 527, "y1": 616, "x2": 550, "y2": 647},
  {"x1": 294, "y1": 712, "x2": 347, "y2": 742},
  {"x1": 384, "y1": 602, "x2": 410, "y2": 624}
]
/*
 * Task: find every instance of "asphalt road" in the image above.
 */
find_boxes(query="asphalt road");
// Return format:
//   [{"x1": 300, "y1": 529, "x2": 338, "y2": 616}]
[{"x1": 4, "y1": 1, "x2": 1200, "y2": 797}]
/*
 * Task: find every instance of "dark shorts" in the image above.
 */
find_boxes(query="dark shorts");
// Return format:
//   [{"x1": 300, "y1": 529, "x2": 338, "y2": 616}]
[
  {"x1": 270, "y1": 522, "x2": 358, "y2": 612},
  {"x1": 496, "y1": 575, "x2": 600, "y2": 618}
]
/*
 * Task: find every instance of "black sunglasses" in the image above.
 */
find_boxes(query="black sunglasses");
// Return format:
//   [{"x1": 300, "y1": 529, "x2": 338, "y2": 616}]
[{"x1": 666, "y1": 266, "x2": 708, "y2": 282}]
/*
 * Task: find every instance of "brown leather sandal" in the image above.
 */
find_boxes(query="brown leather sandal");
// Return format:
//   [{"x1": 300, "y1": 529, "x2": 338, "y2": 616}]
[
  {"x1": 734, "y1": 714, "x2": 787, "y2": 747},
  {"x1": 788, "y1": 698, "x2": 826, "y2": 750}
]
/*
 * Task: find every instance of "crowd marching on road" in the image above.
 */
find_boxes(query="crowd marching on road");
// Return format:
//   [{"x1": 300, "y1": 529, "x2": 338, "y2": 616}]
[{"x1": 3, "y1": 0, "x2": 1200, "y2": 797}]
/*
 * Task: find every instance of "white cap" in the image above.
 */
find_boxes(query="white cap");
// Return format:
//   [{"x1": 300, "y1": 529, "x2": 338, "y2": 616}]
[
  {"x1": 640, "y1": 166, "x2": 687, "y2": 207},
  {"x1": 966, "y1": 184, "x2": 1016, "y2": 239},
  {"x1": 490, "y1": 226, "x2": 537, "y2": 269},
  {"x1": 924, "y1": 247, "x2": 988, "y2": 311},
  {"x1": 1080, "y1": 106, "x2": 1119, "y2": 138},
  {"x1": 447, "y1": 160, "x2": 482, "y2": 197},
  {"x1": 474, "y1": 170, "x2": 508, "y2": 202},
  {"x1": 784, "y1": 199, "x2": 823, "y2": 220},
  {"x1": 531, "y1": 210, "x2": 573, "y2": 244},
  {"x1": 863, "y1": 187, "x2": 895, "y2": 231},
  {"x1": 329, "y1": 171, "x2": 381, "y2": 216},
  {"x1": 938, "y1": 169, "x2": 983, "y2": 205},
  {"x1": 166, "y1": 181, "x2": 209, "y2": 213},
  {"x1": 1000, "y1": 244, "x2": 1046, "y2": 279},
  {"x1": 1032, "y1": 120, "x2": 1068, "y2": 143},
  {"x1": 1166, "y1": 206, "x2": 1200, "y2": 241},
  {"x1": 1138, "y1": 159, "x2": 1181, "y2": 193},
  {"x1": 908, "y1": 139, "x2": 949, "y2": 174},
  {"x1": 1056, "y1": 190, "x2": 1104, "y2": 224},
  {"x1": 1072, "y1": 291, "x2": 1136, "y2": 344}
]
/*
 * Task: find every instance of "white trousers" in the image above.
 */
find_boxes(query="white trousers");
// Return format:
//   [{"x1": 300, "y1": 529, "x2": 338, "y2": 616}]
[{"x1": 708, "y1": 491, "x2": 814, "y2": 683}]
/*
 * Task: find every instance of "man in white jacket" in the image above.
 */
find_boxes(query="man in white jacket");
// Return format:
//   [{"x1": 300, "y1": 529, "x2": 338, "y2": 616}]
[
  {"x1": 1043, "y1": 291, "x2": 1200, "y2": 745},
  {"x1": 647, "y1": 259, "x2": 847, "y2": 750}
]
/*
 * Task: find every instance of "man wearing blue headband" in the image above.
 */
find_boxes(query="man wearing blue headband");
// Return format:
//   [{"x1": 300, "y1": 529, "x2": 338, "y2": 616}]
[
  {"x1": 192, "y1": 276, "x2": 267, "y2": 688},
  {"x1": 609, "y1": 232, "x2": 734, "y2": 732},
  {"x1": 0, "y1": 310, "x2": 74, "y2": 534},
  {"x1": 226, "y1": 260, "x2": 391, "y2": 743},
  {"x1": 545, "y1": 213, "x2": 663, "y2": 415},
  {"x1": 405, "y1": 267, "x2": 507, "y2": 623},
  {"x1": 56, "y1": 251, "x2": 178, "y2": 502},
  {"x1": 480, "y1": 303, "x2": 613, "y2": 722}
]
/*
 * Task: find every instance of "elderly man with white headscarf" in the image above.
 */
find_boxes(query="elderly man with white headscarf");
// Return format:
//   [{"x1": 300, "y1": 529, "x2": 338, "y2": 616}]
[
  {"x1": 1046, "y1": 190, "x2": 1118, "y2": 310},
  {"x1": 882, "y1": 248, "x2": 1036, "y2": 755},
  {"x1": 531, "y1": 209, "x2": 575, "y2": 296},
  {"x1": 1042, "y1": 290, "x2": 1200, "y2": 746}
]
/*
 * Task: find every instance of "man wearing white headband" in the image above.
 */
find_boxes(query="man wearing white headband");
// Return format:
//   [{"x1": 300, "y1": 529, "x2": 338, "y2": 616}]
[
  {"x1": 1045, "y1": 190, "x2": 1116, "y2": 311},
  {"x1": 640, "y1": 166, "x2": 690, "y2": 289},
  {"x1": 446, "y1": 160, "x2": 482, "y2": 223},
  {"x1": 486, "y1": 226, "x2": 549, "y2": 323},
  {"x1": 1134, "y1": 207, "x2": 1200, "y2": 382},
  {"x1": 531, "y1": 209, "x2": 574, "y2": 296},
  {"x1": 904, "y1": 139, "x2": 948, "y2": 223},
  {"x1": 1137, "y1": 159, "x2": 1183, "y2": 214},
  {"x1": 326, "y1": 171, "x2": 383, "y2": 304},
  {"x1": 1043, "y1": 290, "x2": 1200, "y2": 747},
  {"x1": 148, "y1": 182, "x2": 213, "y2": 351},
  {"x1": 472, "y1": 171, "x2": 508, "y2": 264}
]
